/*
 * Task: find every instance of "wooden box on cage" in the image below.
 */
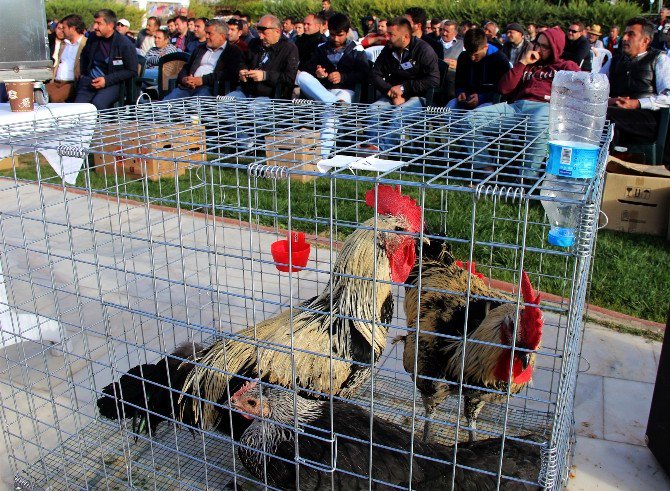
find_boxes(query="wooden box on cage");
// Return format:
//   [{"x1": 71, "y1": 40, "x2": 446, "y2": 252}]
[
  {"x1": 94, "y1": 123, "x2": 207, "y2": 181},
  {"x1": 265, "y1": 129, "x2": 320, "y2": 183}
]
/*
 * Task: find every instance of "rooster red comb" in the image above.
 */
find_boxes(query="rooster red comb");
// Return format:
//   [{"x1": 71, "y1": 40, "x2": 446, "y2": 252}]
[
  {"x1": 364, "y1": 185, "x2": 423, "y2": 233},
  {"x1": 520, "y1": 271, "x2": 543, "y2": 350},
  {"x1": 232, "y1": 379, "x2": 258, "y2": 399}
]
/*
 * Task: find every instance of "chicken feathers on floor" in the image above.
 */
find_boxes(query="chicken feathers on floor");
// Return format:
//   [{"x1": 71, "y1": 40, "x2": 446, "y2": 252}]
[
  {"x1": 97, "y1": 185, "x2": 424, "y2": 440},
  {"x1": 395, "y1": 236, "x2": 544, "y2": 442}
]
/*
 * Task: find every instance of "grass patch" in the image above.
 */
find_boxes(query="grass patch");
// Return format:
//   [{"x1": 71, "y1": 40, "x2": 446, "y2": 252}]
[
  {"x1": 585, "y1": 316, "x2": 665, "y2": 343},
  {"x1": 2, "y1": 155, "x2": 668, "y2": 324}
]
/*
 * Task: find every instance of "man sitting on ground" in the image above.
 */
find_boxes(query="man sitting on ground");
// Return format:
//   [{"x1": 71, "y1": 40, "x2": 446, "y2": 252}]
[
  {"x1": 601, "y1": 17, "x2": 670, "y2": 160},
  {"x1": 361, "y1": 17, "x2": 439, "y2": 152},
  {"x1": 448, "y1": 28, "x2": 510, "y2": 110},
  {"x1": 163, "y1": 20, "x2": 241, "y2": 99}
]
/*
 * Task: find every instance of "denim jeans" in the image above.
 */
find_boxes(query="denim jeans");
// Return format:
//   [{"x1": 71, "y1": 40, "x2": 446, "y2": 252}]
[
  {"x1": 364, "y1": 96, "x2": 424, "y2": 152},
  {"x1": 224, "y1": 91, "x2": 272, "y2": 148},
  {"x1": 163, "y1": 85, "x2": 213, "y2": 100},
  {"x1": 296, "y1": 72, "x2": 355, "y2": 157},
  {"x1": 467, "y1": 100, "x2": 550, "y2": 178}
]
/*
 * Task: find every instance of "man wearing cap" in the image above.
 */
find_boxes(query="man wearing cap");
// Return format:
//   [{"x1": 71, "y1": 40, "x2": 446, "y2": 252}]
[
  {"x1": 587, "y1": 24, "x2": 604, "y2": 49},
  {"x1": 503, "y1": 23, "x2": 532, "y2": 65},
  {"x1": 115, "y1": 19, "x2": 136, "y2": 44}
]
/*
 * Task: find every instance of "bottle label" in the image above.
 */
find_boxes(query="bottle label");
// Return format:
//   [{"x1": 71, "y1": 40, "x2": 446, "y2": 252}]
[{"x1": 546, "y1": 140, "x2": 599, "y2": 179}]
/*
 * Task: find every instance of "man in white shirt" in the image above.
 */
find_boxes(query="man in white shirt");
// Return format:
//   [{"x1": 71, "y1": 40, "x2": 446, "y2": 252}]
[
  {"x1": 46, "y1": 14, "x2": 87, "y2": 103},
  {"x1": 164, "y1": 20, "x2": 242, "y2": 99},
  {"x1": 601, "y1": 17, "x2": 670, "y2": 158},
  {"x1": 136, "y1": 16, "x2": 160, "y2": 55}
]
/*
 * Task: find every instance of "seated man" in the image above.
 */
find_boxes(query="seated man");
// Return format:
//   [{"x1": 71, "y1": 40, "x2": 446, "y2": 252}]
[
  {"x1": 601, "y1": 17, "x2": 670, "y2": 157},
  {"x1": 163, "y1": 20, "x2": 241, "y2": 100},
  {"x1": 362, "y1": 17, "x2": 439, "y2": 152},
  {"x1": 74, "y1": 9, "x2": 137, "y2": 110},
  {"x1": 448, "y1": 28, "x2": 509, "y2": 110},
  {"x1": 296, "y1": 13, "x2": 370, "y2": 155},
  {"x1": 469, "y1": 27, "x2": 580, "y2": 176},
  {"x1": 227, "y1": 19, "x2": 249, "y2": 52},
  {"x1": 171, "y1": 15, "x2": 196, "y2": 52},
  {"x1": 135, "y1": 16, "x2": 160, "y2": 55},
  {"x1": 562, "y1": 22, "x2": 592, "y2": 71},
  {"x1": 143, "y1": 29, "x2": 177, "y2": 82},
  {"x1": 502, "y1": 23, "x2": 532, "y2": 65},
  {"x1": 186, "y1": 17, "x2": 207, "y2": 54},
  {"x1": 227, "y1": 15, "x2": 299, "y2": 100},
  {"x1": 46, "y1": 14, "x2": 87, "y2": 103},
  {"x1": 296, "y1": 14, "x2": 326, "y2": 70},
  {"x1": 360, "y1": 19, "x2": 388, "y2": 48}
]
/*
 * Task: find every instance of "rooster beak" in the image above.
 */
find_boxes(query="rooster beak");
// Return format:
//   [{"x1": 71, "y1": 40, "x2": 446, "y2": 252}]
[
  {"x1": 521, "y1": 353, "x2": 531, "y2": 370},
  {"x1": 422, "y1": 236, "x2": 430, "y2": 245}
]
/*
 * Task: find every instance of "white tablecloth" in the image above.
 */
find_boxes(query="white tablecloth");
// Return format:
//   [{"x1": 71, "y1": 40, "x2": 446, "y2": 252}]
[{"x1": 0, "y1": 103, "x2": 97, "y2": 185}]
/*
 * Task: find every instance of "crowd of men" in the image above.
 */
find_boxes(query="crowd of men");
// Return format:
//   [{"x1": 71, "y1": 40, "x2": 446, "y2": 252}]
[{"x1": 42, "y1": 4, "x2": 670, "y2": 162}]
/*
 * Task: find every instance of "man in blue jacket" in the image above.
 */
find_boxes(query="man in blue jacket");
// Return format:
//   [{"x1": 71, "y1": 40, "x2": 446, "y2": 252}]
[{"x1": 74, "y1": 9, "x2": 138, "y2": 109}]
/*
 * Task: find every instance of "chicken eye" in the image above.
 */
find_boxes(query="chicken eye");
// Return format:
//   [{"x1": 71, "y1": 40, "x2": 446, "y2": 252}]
[
  {"x1": 247, "y1": 399, "x2": 257, "y2": 407},
  {"x1": 394, "y1": 226, "x2": 404, "y2": 232}
]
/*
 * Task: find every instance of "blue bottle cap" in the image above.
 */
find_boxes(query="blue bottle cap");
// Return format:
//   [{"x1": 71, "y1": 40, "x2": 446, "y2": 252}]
[{"x1": 548, "y1": 227, "x2": 575, "y2": 247}]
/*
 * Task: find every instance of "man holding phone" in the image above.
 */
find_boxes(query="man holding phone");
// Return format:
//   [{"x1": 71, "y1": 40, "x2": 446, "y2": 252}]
[
  {"x1": 448, "y1": 28, "x2": 510, "y2": 109},
  {"x1": 468, "y1": 27, "x2": 580, "y2": 176}
]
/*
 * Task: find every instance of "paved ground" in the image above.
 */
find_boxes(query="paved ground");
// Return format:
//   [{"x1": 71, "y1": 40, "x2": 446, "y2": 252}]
[{"x1": 0, "y1": 182, "x2": 668, "y2": 490}]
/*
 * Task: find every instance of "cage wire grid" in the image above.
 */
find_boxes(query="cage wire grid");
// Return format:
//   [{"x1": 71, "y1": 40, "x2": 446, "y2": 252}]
[{"x1": 0, "y1": 97, "x2": 610, "y2": 490}]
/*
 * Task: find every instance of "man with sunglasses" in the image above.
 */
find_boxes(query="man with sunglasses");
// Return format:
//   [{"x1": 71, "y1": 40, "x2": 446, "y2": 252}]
[
  {"x1": 468, "y1": 27, "x2": 580, "y2": 177},
  {"x1": 563, "y1": 22, "x2": 591, "y2": 72},
  {"x1": 601, "y1": 17, "x2": 670, "y2": 159}
]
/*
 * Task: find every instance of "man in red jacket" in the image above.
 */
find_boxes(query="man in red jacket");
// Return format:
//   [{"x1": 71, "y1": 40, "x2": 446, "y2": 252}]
[{"x1": 468, "y1": 27, "x2": 580, "y2": 177}]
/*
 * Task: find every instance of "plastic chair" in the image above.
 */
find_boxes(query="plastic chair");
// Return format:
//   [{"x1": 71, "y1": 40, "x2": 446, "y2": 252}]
[
  {"x1": 157, "y1": 51, "x2": 191, "y2": 99},
  {"x1": 627, "y1": 107, "x2": 670, "y2": 165},
  {"x1": 364, "y1": 46, "x2": 384, "y2": 64},
  {"x1": 591, "y1": 48, "x2": 612, "y2": 73}
]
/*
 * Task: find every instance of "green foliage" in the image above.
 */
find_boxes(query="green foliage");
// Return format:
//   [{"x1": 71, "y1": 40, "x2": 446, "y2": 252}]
[
  {"x1": 188, "y1": 0, "x2": 215, "y2": 18},
  {"x1": 45, "y1": 0, "x2": 144, "y2": 30},
  {"x1": 212, "y1": 0, "x2": 640, "y2": 27}
]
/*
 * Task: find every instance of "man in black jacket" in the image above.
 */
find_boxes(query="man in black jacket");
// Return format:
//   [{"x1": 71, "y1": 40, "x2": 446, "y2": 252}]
[
  {"x1": 361, "y1": 17, "x2": 439, "y2": 152},
  {"x1": 74, "y1": 9, "x2": 138, "y2": 109},
  {"x1": 228, "y1": 15, "x2": 299, "y2": 99},
  {"x1": 502, "y1": 23, "x2": 532, "y2": 65},
  {"x1": 164, "y1": 20, "x2": 241, "y2": 100},
  {"x1": 297, "y1": 13, "x2": 369, "y2": 155},
  {"x1": 449, "y1": 28, "x2": 510, "y2": 109},
  {"x1": 562, "y1": 22, "x2": 592, "y2": 71},
  {"x1": 603, "y1": 17, "x2": 670, "y2": 157},
  {"x1": 295, "y1": 14, "x2": 326, "y2": 70}
]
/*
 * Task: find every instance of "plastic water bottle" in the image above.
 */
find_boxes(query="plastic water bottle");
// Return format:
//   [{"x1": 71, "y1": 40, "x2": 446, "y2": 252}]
[{"x1": 541, "y1": 71, "x2": 609, "y2": 247}]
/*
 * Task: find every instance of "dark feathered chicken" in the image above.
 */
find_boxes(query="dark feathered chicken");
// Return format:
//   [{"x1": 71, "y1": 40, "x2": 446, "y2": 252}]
[
  {"x1": 97, "y1": 185, "x2": 424, "y2": 439},
  {"x1": 230, "y1": 381, "x2": 542, "y2": 490},
  {"x1": 395, "y1": 238, "x2": 543, "y2": 443}
]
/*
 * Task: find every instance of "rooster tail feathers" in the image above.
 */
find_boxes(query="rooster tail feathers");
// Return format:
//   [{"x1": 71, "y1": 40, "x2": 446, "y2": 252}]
[{"x1": 520, "y1": 271, "x2": 543, "y2": 350}]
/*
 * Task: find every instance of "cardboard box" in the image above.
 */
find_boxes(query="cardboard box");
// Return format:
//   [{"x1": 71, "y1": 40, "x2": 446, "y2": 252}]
[
  {"x1": 265, "y1": 130, "x2": 320, "y2": 183},
  {"x1": 94, "y1": 123, "x2": 206, "y2": 181},
  {"x1": 601, "y1": 157, "x2": 670, "y2": 236}
]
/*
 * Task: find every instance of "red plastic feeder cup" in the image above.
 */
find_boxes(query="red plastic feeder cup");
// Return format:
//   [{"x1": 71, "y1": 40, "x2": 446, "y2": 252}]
[{"x1": 271, "y1": 232, "x2": 311, "y2": 272}]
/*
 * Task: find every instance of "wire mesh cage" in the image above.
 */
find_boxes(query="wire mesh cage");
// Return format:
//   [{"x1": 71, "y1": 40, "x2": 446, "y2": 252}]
[{"x1": 0, "y1": 97, "x2": 611, "y2": 490}]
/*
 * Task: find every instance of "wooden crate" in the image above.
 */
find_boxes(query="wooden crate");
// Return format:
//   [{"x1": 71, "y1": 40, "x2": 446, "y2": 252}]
[
  {"x1": 94, "y1": 123, "x2": 206, "y2": 181},
  {"x1": 265, "y1": 130, "x2": 320, "y2": 183}
]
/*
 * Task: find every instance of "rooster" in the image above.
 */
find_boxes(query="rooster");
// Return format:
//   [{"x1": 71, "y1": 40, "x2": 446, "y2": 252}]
[
  {"x1": 230, "y1": 381, "x2": 542, "y2": 490},
  {"x1": 394, "y1": 237, "x2": 543, "y2": 443},
  {"x1": 97, "y1": 185, "x2": 424, "y2": 439}
]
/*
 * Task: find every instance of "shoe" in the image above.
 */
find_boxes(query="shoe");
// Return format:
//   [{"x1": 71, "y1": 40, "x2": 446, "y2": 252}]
[{"x1": 358, "y1": 143, "x2": 380, "y2": 153}]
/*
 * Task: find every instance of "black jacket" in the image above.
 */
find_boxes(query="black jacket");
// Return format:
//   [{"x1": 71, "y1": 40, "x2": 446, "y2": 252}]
[
  {"x1": 295, "y1": 32, "x2": 326, "y2": 70},
  {"x1": 562, "y1": 36, "x2": 592, "y2": 72},
  {"x1": 79, "y1": 31, "x2": 138, "y2": 86},
  {"x1": 455, "y1": 45, "x2": 510, "y2": 104},
  {"x1": 502, "y1": 39, "x2": 532, "y2": 65},
  {"x1": 371, "y1": 37, "x2": 440, "y2": 99},
  {"x1": 303, "y1": 40, "x2": 369, "y2": 91},
  {"x1": 240, "y1": 37, "x2": 299, "y2": 98},
  {"x1": 171, "y1": 31, "x2": 197, "y2": 51},
  {"x1": 177, "y1": 42, "x2": 242, "y2": 93}
]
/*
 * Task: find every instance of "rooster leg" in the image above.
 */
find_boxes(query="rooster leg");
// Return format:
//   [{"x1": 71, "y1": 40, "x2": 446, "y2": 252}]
[
  {"x1": 464, "y1": 397, "x2": 486, "y2": 442},
  {"x1": 422, "y1": 400, "x2": 438, "y2": 443}
]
